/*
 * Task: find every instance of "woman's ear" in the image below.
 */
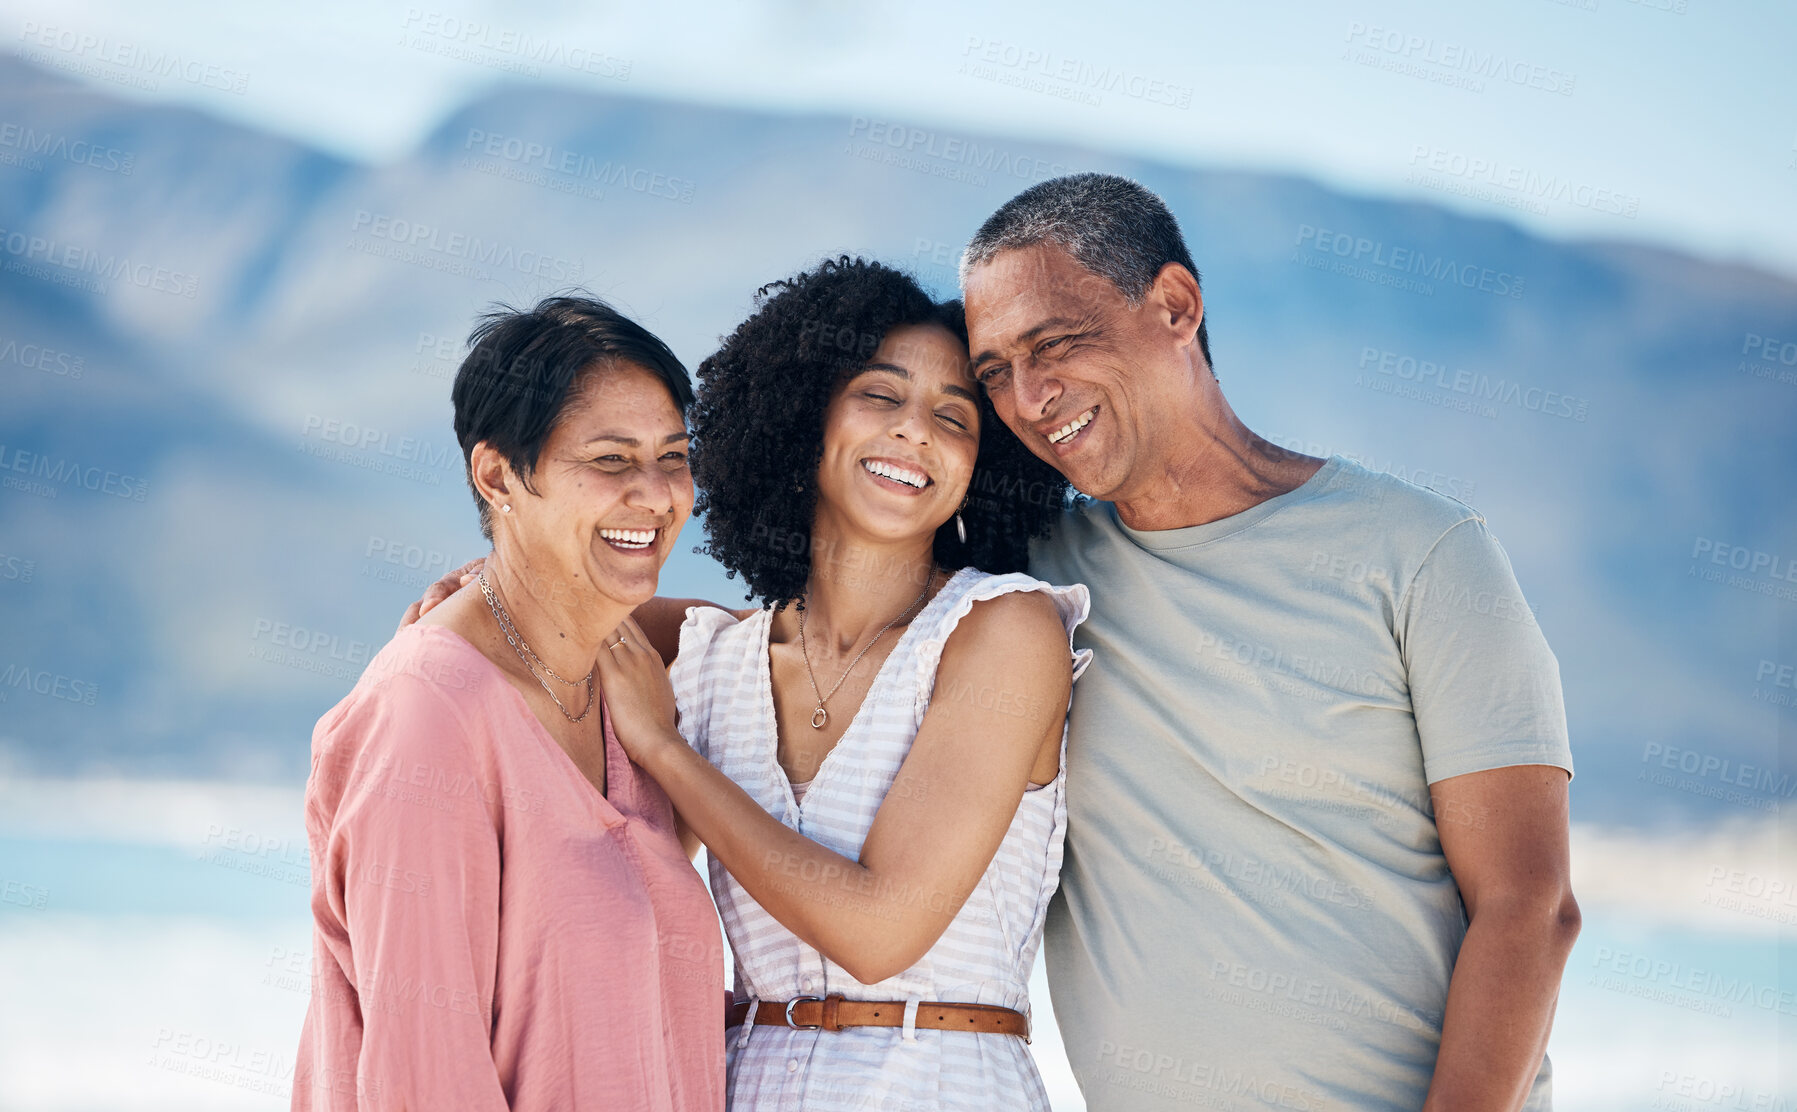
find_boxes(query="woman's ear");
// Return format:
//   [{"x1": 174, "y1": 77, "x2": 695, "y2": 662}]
[{"x1": 469, "y1": 441, "x2": 516, "y2": 515}]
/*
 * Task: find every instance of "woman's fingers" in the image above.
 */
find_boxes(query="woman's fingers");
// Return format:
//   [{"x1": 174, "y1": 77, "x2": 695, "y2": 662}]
[
  {"x1": 619, "y1": 616, "x2": 662, "y2": 665},
  {"x1": 413, "y1": 557, "x2": 484, "y2": 618}
]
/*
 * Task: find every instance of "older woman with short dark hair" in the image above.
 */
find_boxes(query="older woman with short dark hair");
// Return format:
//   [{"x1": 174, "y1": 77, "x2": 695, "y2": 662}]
[{"x1": 292, "y1": 296, "x2": 723, "y2": 1112}]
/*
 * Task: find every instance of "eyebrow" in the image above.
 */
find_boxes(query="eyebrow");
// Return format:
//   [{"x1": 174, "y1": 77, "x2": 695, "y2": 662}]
[
  {"x1": 581, "y1": 431, "x2": 691, "y2": 447},
  {"x1": 851, "y1": 362, "x2": 979, "y2": 404},
  {"x1": 969, "y1": 316, "x2": 1085, "y2": 367}
]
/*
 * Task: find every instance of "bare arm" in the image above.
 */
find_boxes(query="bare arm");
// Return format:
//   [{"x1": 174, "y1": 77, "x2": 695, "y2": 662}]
[
  {"x1": 397, "y1": 557, "x2": 744, "y2": 665},
  {"x1": 1422, "y1": 764, "x2": 1581, "y2": 1112},
  {"x1": 596, "y1": 592, "x2": 1072, "y2": 984}
]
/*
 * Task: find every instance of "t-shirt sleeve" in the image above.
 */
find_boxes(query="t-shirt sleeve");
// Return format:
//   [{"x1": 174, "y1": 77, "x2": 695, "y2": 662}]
[
  {"x1": 1396, "y1": 517, "x2": 1573, "y2": 785},
  {"x1": 313, "y1": 674, "x2": 510, "y2": 1110}
]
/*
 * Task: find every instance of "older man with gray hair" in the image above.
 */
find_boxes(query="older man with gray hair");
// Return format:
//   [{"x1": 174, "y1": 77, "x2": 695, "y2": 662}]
[{"x1": 959, "y1": 173, "x2": 1578, "y2": 1111}]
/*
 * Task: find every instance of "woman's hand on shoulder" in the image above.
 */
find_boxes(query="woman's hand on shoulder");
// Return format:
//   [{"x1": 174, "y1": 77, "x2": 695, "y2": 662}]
[
  {"x1": 594, "y1": 617, "x2": 686, "y2": 767},
  {"x1": 399, "y1": 557, "x2": 485, "y2": 633}
]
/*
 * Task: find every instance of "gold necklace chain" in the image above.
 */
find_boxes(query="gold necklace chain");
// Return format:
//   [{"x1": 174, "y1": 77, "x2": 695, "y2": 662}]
[
  {"x1": 796, "y1": 572, "x2": 934, "y2": 730},
  {"x1": 478, "y1": 570, "x2": 594, "y2": 723}
]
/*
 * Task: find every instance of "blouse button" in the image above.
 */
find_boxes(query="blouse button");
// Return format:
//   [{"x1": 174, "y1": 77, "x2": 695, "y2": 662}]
[{"x1": 787, "y1": 1059, "x2": 799, "y2": 1073}]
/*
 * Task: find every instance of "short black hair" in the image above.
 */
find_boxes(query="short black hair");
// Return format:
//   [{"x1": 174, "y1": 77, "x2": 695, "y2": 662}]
[
  {"x1": 962, "y1": 172, "x2": 1212, "y2": 368},
  {"x1": 690, "y1": 256, "x2": 1069, "y2": 610},
  {"x1": 452, "y1": 294, "x2": 693, "y2": 540}
]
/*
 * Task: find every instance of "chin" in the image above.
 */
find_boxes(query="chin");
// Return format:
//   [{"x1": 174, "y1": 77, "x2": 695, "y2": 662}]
[
  {"x1": 585, "y1": 562, "x2": 658, "y2": 606},
  {"x1": 854, "y1": 507, "x2": 947, "y2": 547}
]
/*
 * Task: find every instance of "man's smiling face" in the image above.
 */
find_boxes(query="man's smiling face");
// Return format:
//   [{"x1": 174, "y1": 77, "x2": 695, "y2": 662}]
[{"x1": 964, "y1": 242, "x2": 1197, "y2": 502}]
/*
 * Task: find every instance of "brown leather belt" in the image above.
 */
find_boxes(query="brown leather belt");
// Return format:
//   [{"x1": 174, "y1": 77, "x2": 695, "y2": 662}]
[{"x1": 726, "y1": 993, "x2": 1029, "y2": 1040}]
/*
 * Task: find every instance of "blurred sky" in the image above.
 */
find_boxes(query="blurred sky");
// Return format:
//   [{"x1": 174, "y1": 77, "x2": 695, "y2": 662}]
[{"x1": 11, "y1": 0, "x2": 1797, "y2": 278}]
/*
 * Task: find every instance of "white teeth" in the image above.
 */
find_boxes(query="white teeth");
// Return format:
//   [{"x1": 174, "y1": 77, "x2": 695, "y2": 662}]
[
  {"x1": 600, "y1": 528, "x2": 656, "y2": 549},
  {"x1": 1047, "y1": 408, "x2": 1096, "y2": 445},
  {"x1": 861, "y1": 460, "x2": 928, "y2": 489}
]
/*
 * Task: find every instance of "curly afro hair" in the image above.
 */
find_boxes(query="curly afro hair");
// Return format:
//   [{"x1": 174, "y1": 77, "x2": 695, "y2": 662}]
[{"x1": 690, "y1": 256, "x2": 1069, "y2": 610}]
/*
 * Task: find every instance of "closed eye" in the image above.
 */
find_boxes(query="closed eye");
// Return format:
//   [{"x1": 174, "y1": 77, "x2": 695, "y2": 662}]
[{"x1": 864, "y1": 392, "x2": 900, "y2": 405}]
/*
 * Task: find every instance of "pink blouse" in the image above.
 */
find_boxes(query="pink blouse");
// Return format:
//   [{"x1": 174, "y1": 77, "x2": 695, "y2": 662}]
[{"x1": 292, "y1": 624, "x2": 724, "y2": 1111}]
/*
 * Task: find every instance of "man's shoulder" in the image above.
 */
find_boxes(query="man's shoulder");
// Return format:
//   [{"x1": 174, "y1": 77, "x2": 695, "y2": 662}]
[{"x1": 1321, "y1": 457, "x2": 1485, "y2": 547}]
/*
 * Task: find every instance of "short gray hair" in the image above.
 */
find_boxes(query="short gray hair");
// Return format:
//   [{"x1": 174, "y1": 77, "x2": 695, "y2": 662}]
[{"x1": 960, "y1": 172, "x2": 1211, "y2": 367}]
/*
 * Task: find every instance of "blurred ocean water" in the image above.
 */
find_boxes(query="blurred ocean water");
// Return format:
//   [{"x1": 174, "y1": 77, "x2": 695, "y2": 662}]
[{"x1": 1, "y1": 781, "x2": 1790, "y2": 1110}]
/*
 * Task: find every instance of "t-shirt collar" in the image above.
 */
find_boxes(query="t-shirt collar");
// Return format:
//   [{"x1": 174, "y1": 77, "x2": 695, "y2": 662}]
[{"x1": 1110, "y1": 454, "x2": 1348, "y2": 551}]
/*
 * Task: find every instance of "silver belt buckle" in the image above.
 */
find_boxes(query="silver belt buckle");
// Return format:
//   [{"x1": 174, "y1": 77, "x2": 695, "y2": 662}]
[{"x1": 785, "y1": 995, "x2": 823, "y2": 1030}]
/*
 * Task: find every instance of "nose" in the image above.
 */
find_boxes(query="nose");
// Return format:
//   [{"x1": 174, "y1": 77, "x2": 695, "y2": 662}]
[
  {"x1": 889, "y1": 399, "x2": 931, "y2": 445},
  {"x1": 624, "y1": 462, "x2": 684, "y2": 516},
  {"x1": 1013, "y1": 361, "x2": 1063, "y2": 422}
]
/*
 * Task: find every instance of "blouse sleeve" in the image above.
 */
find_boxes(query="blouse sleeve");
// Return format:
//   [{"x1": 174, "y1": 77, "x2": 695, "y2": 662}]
[
  {"x1": 667, "y1": 604, "x2": 745, "y2": 764},
  {"x1": 309, "y1": 673, "x2": 510, "y2": 1110},
  {"x1": 913, "y1": 572, "x2": 1093, "y2": 719}
]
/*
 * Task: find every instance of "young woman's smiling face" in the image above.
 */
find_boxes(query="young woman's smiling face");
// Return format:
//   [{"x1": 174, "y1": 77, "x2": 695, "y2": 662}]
[{"x1": 812, "y1": 323, "x2": 982, "y2": 550}]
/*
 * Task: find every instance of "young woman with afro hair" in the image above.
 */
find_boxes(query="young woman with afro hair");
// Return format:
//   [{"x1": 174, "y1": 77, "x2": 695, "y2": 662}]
[{"x1": 598, "y1": 256, "x2": 1094, "y2": 1110}]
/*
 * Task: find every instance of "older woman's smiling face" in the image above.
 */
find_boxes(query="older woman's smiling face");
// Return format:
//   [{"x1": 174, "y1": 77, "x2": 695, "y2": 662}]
[{"x1": 493, "y1": 361, "x2": 694, "y2": 612}]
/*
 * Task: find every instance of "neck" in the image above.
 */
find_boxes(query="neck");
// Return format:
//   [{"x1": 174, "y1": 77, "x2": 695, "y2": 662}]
[
  {"x1": 795, "y1": 515, "x2": 938, "y2": 655},
  {"x1": 1111, "y1": 368, "x2": 1326, "y2": 531},
  {"x1": 480, "y1": 546, "x2": 623, "y2": 680}
]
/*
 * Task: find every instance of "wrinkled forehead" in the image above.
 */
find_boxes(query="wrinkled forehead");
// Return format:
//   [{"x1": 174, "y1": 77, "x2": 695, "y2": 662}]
[{"x1": 963, "y1": 244, "x2": 1113, "y2": 344}]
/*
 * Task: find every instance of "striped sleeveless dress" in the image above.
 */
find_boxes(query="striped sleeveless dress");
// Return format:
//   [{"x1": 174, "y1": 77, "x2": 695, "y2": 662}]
[{"x1": 668, "y1": 567, "x2": 1092, "y2": 1111}]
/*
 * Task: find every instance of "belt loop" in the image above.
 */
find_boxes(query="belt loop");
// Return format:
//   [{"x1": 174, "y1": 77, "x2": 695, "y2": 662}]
[
  {"x1": 736, "y1": 995, "x2": 760, "y2": 1049},
  {"x1": 821, "y1": 993, "x2": 844, "y2": 1033},
  {"x1": 900, "y1": 997, "x2": 920, "y2": 1044}
]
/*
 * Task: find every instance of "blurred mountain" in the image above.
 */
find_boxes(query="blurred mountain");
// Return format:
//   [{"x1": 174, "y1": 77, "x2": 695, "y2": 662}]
[{"x1": 1, "y1": 55, "x2": 1792, "y2": 824}]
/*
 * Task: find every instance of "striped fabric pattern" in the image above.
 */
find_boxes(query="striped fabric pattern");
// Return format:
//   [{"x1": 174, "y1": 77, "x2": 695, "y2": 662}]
[{"x1": 669, "y1": 568, "x2": 1092, "y2": 1111}]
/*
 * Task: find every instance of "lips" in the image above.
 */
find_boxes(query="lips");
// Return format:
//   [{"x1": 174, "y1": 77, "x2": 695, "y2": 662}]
[
  {"x1": 860, "y1": 458, "x2": 931, "y2": 490},
  {"x1": 1044, "y1": 406, "x2": 1097, "y2": 446}
]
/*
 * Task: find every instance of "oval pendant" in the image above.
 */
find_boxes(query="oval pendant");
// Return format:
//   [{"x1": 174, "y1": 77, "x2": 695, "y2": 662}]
[{"x1": 810, "y1": 706, "x2": 828, "y2": 729}]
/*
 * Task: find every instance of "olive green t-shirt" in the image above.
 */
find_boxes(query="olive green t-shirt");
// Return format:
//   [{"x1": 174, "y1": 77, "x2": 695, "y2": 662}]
[{"x1": 1031, "y1": 455, "x2": 1572, "y2": 1111}]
